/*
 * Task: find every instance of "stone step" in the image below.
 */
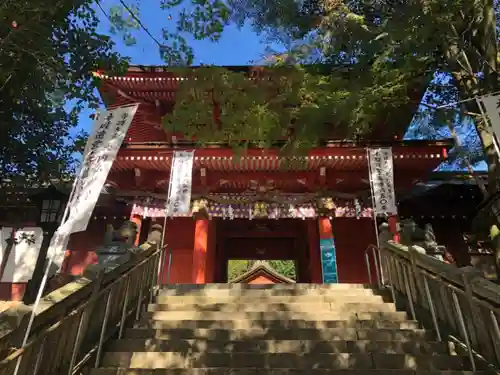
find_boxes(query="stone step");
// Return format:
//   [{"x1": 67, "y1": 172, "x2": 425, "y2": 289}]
[
  {"x1": 135, "y1": 319, "x2": 414, "y2": 331},
  {"x1": 154, "y1": 295, "x2": 384, "y2": 304},
  {"x1": 125, "y1": 327, "x2": 435, "y2": 341},
  {"x1": 146, "y1": 305, "x2": 397, "y2": 320},
  {"x1": 160, "y1": 284, "x2": 374, "y2": 291},
  {"x1": 100, "y1": 352, "x2": 471, "y2": 370},
  {"x1": 138, "y1": 317, "x2": 419, "y2": 330},
  {"x1": 148, "y1": 300, "x2": 390, "y2": 312},
  {"x1": 157, "y1": 289, "x2": 380, "y2": 298},
  {"x1": 137, "y1": 313, "x2": 408, "y2": 329},
  {"x1": 91, "y1": 369, "x2": 486, "y2": 375},
  {"x1": 106, "y1": 338, "x2": 452, "y2": 355}
]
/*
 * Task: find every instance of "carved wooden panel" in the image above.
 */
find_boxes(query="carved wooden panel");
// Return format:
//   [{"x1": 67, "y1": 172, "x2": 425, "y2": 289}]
[
  {"x1": 223, "y1": 237, "x2": 296, "y2": 260},
  {"x1": 219, "y1": 219, "x2": 306, "y2": 237}
]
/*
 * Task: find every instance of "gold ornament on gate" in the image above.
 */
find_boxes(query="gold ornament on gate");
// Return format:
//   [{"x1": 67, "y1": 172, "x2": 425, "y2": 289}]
[
  {"x1": 253, "y1": 201, "x2": 269, "y2": 218},
  {"x1": 191, "y1": 199, "x2": 209, "y2": 219},
  {"x1": 317, "y1": 197, "x2": 336, "y2": 215}
]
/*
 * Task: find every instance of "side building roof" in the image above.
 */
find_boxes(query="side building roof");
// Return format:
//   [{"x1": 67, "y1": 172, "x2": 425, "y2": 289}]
[{"x1": 230, "y1": 261, "x2": 295, "y2": 284}]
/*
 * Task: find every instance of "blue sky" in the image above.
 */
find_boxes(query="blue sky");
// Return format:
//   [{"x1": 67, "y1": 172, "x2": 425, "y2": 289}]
[
  {"x1": 76, "y1": 0, "x2": 277, "y2": 134},
  {"x1": 76, "y1": 0, "x2": 486, "y2": 172}
]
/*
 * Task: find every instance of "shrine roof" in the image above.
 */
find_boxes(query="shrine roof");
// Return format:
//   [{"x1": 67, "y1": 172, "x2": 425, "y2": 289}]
[
  {"x1": 397, "y1": 171, "x2": 486, "y2": 221},
  {"x1": 230, "y1": 261, "x2": 295, "y2": 284},
  {"x1": 0, "y1": 181, "x2": 120, "y2": 208},
  {"x1": 95, "y1": 65, "x2": 430, "y2": 142},
  {"x1": 399, "y1": 183, "x2": 482, "y2": 221},
  {"x1": 426, "y1": 171, "x2": 488, "y2": 182},
  {"x1": 401, "y1": 171, "x2": 487, "y2": 197}
]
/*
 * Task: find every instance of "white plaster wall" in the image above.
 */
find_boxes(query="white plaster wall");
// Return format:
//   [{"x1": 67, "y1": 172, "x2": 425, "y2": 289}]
[{"x1": 0, "y1": 227, "x2": 44, "y2": 282}]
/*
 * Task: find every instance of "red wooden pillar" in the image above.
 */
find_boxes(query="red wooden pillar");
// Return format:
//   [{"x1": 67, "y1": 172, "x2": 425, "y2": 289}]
[
  {"x1": 307, "y1": 220, "x2": 322, "y2": 283},
  {"x1": 192, "y1": 218, "x2": 209, "y2": 284},
  {"x1": 129, "y1": 214, "x2": 143, "y2": 246},
  {"x1": 388, "y1": 215, "x2": 400, "y2": 243},
  {"x1": 202, "y1": 220, "x2": 217, "y2": 283}
]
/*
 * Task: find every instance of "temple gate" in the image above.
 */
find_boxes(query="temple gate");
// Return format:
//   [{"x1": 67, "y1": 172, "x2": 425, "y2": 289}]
[{"x1": 81, "y1": 66, "x2": 449, "y2": 284}]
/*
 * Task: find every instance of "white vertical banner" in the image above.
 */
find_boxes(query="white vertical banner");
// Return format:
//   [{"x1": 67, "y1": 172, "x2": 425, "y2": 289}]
[
  {"x1": 477, "y1": 93, "x2": 500, "y2": 155},
  {"x1": 165, "y1": 150, "x2": 195, "y2": 216},
  {"x1": 62, "y1": 104, "x2": 139, "y2": 234},
  {"x1": 46, "y1": 230, "x2": 71, "y2": 275},
  {"x1": 368, "y1": 147, "x2": 397, "y2": 216},
  {"x1": 0, "y1": 227, "x2": 44, "y2": 282}
]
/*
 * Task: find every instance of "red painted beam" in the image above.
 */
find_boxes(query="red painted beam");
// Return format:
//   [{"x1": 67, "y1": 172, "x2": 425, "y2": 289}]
[
  {"x1": 116, "y1": 144, "x2": 450, "y2": 159},
  {"x1": 207, "y1": 171, "x2": 316, "y2": 182}
]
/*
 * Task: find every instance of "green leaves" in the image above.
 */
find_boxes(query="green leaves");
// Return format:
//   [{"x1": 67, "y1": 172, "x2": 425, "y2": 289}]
[
  {"x1": 161, "y1": 61, "x2": 419, "y2": 151},
  {"x1": 0, "y1": 0, "x2": 126, "y2": 185},
  {"x1": 176, "y1": 0, "x2": 230, "y2": 41},
  {"x1": 108, "y1": 2, "x2": 140, "y2": 46},
  {"x1": 143, "y1": 0, "x2": 496, "y2": 169}
]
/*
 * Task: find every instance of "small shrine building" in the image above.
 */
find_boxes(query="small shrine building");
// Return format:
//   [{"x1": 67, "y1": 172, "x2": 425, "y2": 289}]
[{"x1": 230, "y1": 261, "x2": 295, "y2": 284}]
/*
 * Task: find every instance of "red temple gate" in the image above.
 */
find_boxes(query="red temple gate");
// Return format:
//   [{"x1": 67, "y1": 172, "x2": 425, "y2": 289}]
[{"x1": 57, "y1": 66, "x2": 450, "y2": 286}]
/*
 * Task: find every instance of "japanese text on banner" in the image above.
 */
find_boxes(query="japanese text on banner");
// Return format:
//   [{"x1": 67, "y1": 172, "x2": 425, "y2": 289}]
[
  {"x1": 166, "y1": 151, "x2": 195, "y2": 216},
  {"x1": 62, "y1": 104, "x2": 139, "y2": 234},
  {"x1": 368, "y1": 147, "x2": 397, "y2": 216}
]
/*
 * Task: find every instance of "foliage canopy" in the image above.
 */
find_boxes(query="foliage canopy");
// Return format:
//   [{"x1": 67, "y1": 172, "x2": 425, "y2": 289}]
[
  {"x1": 0, "y1": 0, "x2": 127, "y2": 184},
  {"x1": 110, "y1": 0, "x2": 498, "y2": 171}
]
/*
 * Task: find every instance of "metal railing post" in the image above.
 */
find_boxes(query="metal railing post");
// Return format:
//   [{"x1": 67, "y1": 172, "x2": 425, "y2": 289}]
[
  {"x1": 460, "y1": 272, "x2": 481, "y2": 350},
  {"x1": 365, "y1": 251, "x2": 373, "y2": 284},
  {"x1": 135, "y1": 267, "x2": 146, "y2": 321},
  {"x1": 451, "y1": 291, "x2": 476, "y2": 372},
  {"x1": 381, "y1": 249, "x2": 397, "y2": 304},
  {"x1": 150, "y1": 249, "x2": 162, "y2": 303},
  {"x1": 402, "y1": 265, "x2": 417, "y2": 321},
  {"x1": 118, "y1": 278, "x2": 131, "y2": 339},
  {"x1": 94, "y1": 289, "x2": 114, "y2": 368},
  {"x1": 146, "y1": 255, "x2": 155, "y2": 305},
  {"x1": 364, "y1": 245, "x2": 381, "y2": 288},
  {"x1": 408, "y1": 246, "x2": 421, "y2": 308},
  {"x1": 422, "y1": 276, "x2": 442, "y2": 341},
  {"x1": 156, "y1": 245, "x2": 166, "y2": 288},
  {"x1": 490, "y1": 311, "x2": 500, "y2": 364},
  {"x1": 32, "y1": 337, "x2": 47, "y2": 375},
  {"x1": 67, "y1": 310, "x2": 87, "y2": 375},
  {"x1": 165, "y1": 247, "x2": 173, "y2": 284},
  {"x1": 377, "y1": 245, "x2": 385, "y2": 285}
]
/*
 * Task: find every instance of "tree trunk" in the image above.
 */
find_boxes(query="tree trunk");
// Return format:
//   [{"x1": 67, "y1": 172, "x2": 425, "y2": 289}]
[
  {"x1": 442, "y1": 0, "x2": 499, "y2": 271},
  {"x1": 23, "y1": 227, "x2": 54, "y2": 304},
  {"x1": 0, "y1": 227, "x2": 16, "y2": 282}
]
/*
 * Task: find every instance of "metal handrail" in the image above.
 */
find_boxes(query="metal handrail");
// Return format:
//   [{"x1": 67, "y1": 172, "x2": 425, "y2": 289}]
[
  {"x1": 364, "y1": 244, "x2": 381, "y2": 287},
  {"x1": 366, "y1": 242, "x2": 500, "y2": 372},
  {"x1": 0, "y1": 243, "x2": 168, "y2": 375},
  {"x1": 165, "y1": 246, "x2": 173, "y2": 284}
]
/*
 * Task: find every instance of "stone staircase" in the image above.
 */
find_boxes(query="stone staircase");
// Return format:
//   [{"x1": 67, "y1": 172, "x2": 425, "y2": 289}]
[{"x1": 89, "y1": 284, "x2": 485, "y2": 375}]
